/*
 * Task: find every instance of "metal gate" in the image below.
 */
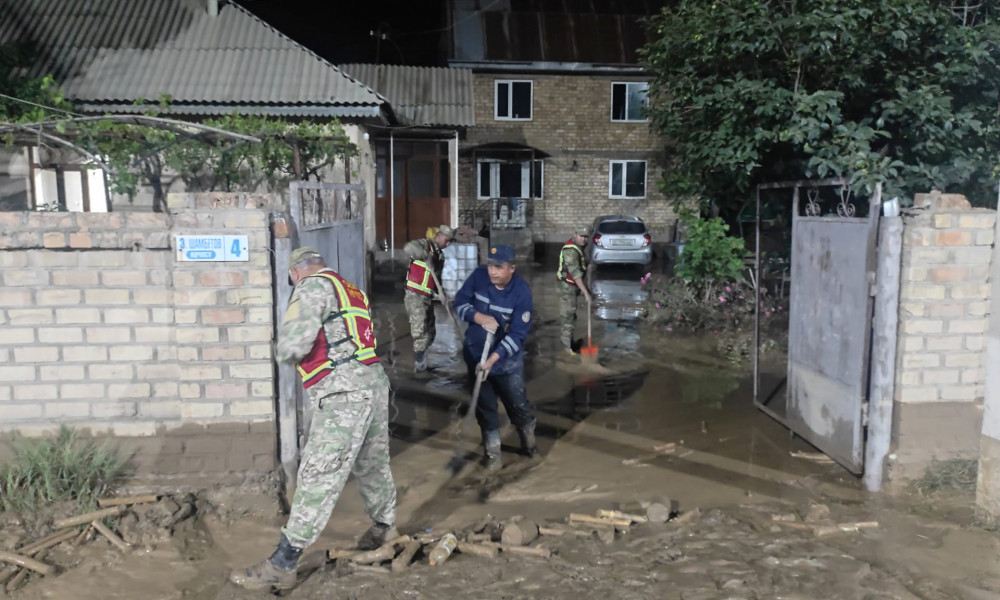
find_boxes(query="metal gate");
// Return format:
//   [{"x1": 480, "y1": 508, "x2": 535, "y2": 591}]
[
  {"x1": 289, "y1": 181, "x2": 366, "y2": 292},
  {"x1": 754, "y1": 180, "x2": 881, "y2": 473}
]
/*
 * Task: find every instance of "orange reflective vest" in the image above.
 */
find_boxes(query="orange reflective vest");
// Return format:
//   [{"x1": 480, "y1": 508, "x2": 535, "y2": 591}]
[
  {"x1": 557, "y1": 240, "x2": 586, "y2": 286},
  {"x1": 405, "y1": 240, "x2": 440, "y2": 296},
  {"x1": 296, "y1": 270, "x2": 379, "y2": 389}
]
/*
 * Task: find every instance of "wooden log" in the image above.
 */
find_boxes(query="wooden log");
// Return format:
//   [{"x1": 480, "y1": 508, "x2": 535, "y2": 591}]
[
  {"x1": 97, "y1": 494, "x2": 159, "y2": 508},
  {"x1": 537, "y1": 527, "x2": 564, "y2": 537},
  {"x1": 391, "y1": 540, "x2": 422, "y2": 573},
  {"x1": 468, "y1": 514, "x2": 494, "y2": 534},
  {"x1": 0, "y1": 551, "x2": 54, "y2": 576},
  {"x1": 0, "y1": 567, "x2": 18, "y2": 586},
  {"x1": 352, "y1": 564, "x2": 391, "y2": 574},
  {"x1": 353, "y1": 543, "x2": 398, "y2": 565},
  {"x1": 327, "y1": 549, "x2": 359, "y2": 561},
  {"x1": 814, "y1": 521, "x2": 879, "y2": 537},
  {"x1": 163, "y1": 503, "x2": 194, "y2": 529},
  {"x1": 92, "y1": 520, "x2": 130, "y2": 552},
  {"x1": 52, "y1": 506, "x2": 124, "y2": 530},
  {"x1": 16, "y1": 529, "x2": 78, "y2": 556},
  {"x1": 597, "y1": 510, "x2": 648, "y2": 524},
  {"x1": 501, "y1": 520, "x2": 539, "y2": 546},
  {"x1": 385, "y1": 534, "x2": 411, "y2": 548},
  {"x1": 645, "y1": 502, "x2": 672, "y2": 524},
  {"x1": 467, "y1": 532, "x2": 492, "y2": 542},
  {"x1": 5, "y1": 565, "x2": 28, "y2": 592},
  {"x1": 540, "y1": 524, "x2": 590, "y2": 538},
  {"x1": 499, "y1": 544, "x2": 550, "y2": 558},
  {"x1": 457, "y1": 542, "x2": 499, "y2": 558},
  {"x1": 568, "y1": 513, "x2": 631, "y2": 527},
  {"x1": 672, "y1": 508, "x2": 701, "y2": 525},
  {"x1": 73, "y1": 525, "x2": 92, "y2": 547}
]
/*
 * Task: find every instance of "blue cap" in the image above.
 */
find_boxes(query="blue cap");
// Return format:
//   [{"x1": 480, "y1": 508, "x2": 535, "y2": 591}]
[{"x1": 487, "y1": 244, "x2": 515, "y2": 265}]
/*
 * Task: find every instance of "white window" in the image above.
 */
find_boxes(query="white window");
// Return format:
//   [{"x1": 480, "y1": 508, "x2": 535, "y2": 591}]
[
  {"x1": 609, "y1": 160, "x2": 646, "y2": 198},
  {"x1": 477, "y1": 160, "x2": 543, "y2": 199},
  {"x1": 494, "y1": 80, "x2": 533, "y2": 120},
  {"x1": 611, "y1": 82, "x2": 649, "y2": 122}
]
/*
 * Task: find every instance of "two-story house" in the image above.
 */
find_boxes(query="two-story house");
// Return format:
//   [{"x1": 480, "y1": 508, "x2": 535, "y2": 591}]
[{"x1": 448, "y1": 0, "x2": 674, "y2": 250}]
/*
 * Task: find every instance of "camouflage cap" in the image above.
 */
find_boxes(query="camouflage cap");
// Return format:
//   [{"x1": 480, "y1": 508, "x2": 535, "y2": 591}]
[
  {"x1": 575, "y1": 224, "x2": 592, "y2": 236},
  {"x1": 438, "y1": 224, "x2": 456, "y2": 240},
  {"x1": 288, "y1": 246, "x2": 323, "y2": 270}
]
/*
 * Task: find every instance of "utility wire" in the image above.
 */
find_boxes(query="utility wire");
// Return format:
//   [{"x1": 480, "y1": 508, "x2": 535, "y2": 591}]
[
  {"x1": 396, "y1": 0, "x2": 503, "y2": 37},
  {"x1": 0, "y1": 92, "x2": 85, "y2": 117}
]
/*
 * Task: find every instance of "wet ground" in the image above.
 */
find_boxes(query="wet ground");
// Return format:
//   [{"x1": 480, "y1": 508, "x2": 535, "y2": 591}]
[{"x1": 8, "y1": 251, "x2": 1000, "y2": 599}]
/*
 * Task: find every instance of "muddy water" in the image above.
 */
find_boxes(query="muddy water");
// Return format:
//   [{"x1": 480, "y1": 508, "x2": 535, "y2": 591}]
[{"x1": 10, "y1": 258, "x2": 1000, "y2": 599}]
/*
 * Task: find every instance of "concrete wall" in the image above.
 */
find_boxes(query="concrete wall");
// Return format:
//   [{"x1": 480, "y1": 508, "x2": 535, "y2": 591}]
[
  {"x1": 0, "y1": 193, "x2": 278, "y2": 479},
  {"x1": 889, "y1": 204, "x2": 995, "y2": 481},
  {"x1": 459, "y1": 73, "x2": 677, "y2": 243}
]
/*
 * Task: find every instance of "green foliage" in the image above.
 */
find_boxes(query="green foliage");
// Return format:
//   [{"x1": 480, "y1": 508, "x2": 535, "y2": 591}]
[
  {"x1": 642, "y1": 0, "x2": 1000, "y2": 211},
  {"x1": 0, "y1": 426, "x2": 128, "y2": 512},
  {"x1": 675, "y1": 216, "x2": 746, "y2": 287}
]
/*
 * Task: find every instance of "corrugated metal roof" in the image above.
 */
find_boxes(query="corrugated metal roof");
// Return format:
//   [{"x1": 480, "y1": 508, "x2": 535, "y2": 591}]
[
  {"x1": 338, "y1": 64, "x2": 475, "y2": 127},
  {"x1": 0, "y1": 0, "x2": 385, "y2": 115}
]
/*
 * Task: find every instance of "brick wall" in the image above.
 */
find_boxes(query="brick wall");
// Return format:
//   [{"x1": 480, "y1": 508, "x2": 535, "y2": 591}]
[
  {"x1": 0, "y1": 193, "x2": 278, "y2": 478},
  {"x1": 460, "y1": 73, "x2": 677, "y2": 242},
  {"x1": 890, "y1": 205, "x2": 995, "y2": 480}
]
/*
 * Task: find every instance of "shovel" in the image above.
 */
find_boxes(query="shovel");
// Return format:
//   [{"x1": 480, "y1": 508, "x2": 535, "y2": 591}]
[
  {"x1": 580, "y1": 297, "x2": 599, "y2": 364},
  {"x1": 445, "y1": 331, "x2": 494, "y2": 477}
]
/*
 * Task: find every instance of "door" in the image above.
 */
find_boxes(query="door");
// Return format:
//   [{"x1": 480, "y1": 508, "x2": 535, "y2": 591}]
[{"x1": 375, "y1": 140, "x2": 450, "y2": 248}]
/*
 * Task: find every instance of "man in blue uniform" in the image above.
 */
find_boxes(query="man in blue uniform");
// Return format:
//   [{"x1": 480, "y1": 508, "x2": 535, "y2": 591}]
[{"x1": 454, "y1": 244, "x2": 537, "y2": 471}]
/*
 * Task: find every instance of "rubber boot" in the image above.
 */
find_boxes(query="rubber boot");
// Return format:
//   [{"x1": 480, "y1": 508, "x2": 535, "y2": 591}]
[
  {"x1": 229, "y1": 534, "x2": 300, "y2": 591},
  {"x1": 517, "y1": 420, "x2": 539, "y2": 458},
  {"x1": 356, "y1": 522, "x2": 400, "y2": 551},
  {"x1": 414, "y1": 351, "x2": 427, "y2": 372},
  {"x1": 482, "y1": 428, "x2": 502, "y2": 472}
]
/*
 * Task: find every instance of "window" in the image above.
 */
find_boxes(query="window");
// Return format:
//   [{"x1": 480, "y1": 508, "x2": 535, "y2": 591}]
[
  {"x1": 477, "y1": 160, "x2": 543, "y2": 199},
  {"x1": 611, "y1": 82, "x2": 649, "y2": 122},
  {"x1": 609, "y1": 160, "x2": 646, "y2": 198},
  {"x1": 495, "y1": 80, "x2": 533, "y2": 120}
]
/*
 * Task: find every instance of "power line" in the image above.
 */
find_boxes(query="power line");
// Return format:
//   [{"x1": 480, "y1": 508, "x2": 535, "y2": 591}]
[
  {"x1": 0, "y1": 92, "x2": 84, "y2": 117},
  {"x1": 396, "y1": 0, "x2": 503, "y2": 37}
]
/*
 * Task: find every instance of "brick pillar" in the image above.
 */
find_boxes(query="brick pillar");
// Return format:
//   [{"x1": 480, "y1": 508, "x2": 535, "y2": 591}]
[
  {"x1": 890, "y1": 196, "x2": 995, "y2": 483},
  {"x1": 978, "y1": 195, "x2": 1000, "y2": 517}
]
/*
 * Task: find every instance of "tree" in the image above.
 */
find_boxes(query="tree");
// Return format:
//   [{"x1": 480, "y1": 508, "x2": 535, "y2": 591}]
[{"x1": 642, "y1": 0, "x2": 1000, "y2": 213}]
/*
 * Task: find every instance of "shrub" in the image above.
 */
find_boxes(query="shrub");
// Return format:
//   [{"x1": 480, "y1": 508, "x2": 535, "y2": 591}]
[
  {"x1": 675, "y1": 216, "x2": 746, "y2": 291},
  {"x1": 0, "y1": 426, "x2": 128, "y2": 512}
]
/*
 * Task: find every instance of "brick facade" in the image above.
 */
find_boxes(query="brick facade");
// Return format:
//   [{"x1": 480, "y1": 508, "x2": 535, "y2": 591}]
[
  {"x1": 0, "y1": 193, "x2": 278, "y2": 477},
  {"x1": 460, "y1": 73, "x2": 677, "y2": 242},
  {"x1": 890, "y1": 206, "x2": 995, "y2": 480}
]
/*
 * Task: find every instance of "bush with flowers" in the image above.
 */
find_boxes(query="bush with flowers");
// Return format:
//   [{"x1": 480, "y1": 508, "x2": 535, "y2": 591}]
[{"x1": 640, "y1": 214, "x2": 787, "y2": 364}]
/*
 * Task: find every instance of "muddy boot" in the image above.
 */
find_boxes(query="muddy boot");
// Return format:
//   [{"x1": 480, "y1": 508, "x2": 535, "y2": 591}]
[
  {"x1": 229, "y1": 534, "x2": 300, "y2": 591},
  {"x1": 356, "y1": 522, "x2": 400, "y2": 551},
  {"x1": 414, "y1": 351, "x2": 427, "y2": 372},
  {"x1": 517, "y1": 420, "x2": 539, "y2": 458},
  {"x1": 481, "y1": 429, "x2": 502, "y2": 472}
]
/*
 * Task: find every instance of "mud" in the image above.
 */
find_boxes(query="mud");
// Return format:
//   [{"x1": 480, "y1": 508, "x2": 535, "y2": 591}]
[{"x1": 5, "y1": 258, "x2": 1000, "y2": 599}]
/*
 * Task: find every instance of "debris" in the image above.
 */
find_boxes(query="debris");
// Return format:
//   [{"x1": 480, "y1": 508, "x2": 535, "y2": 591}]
[
  {"x1": 91, "y1": 519, "x2": 130, "y2": 552},
  {"x1": 327, "y1": 549, "x2": 358, "y2": 561},
  {"x1": 353, "y1": 564, "x2": 391, "y2": 574},
  {"x1": 771, "y1": 513, "x2": 798, "y2": 522},
  {"x1": 467, "y1": 532, "x2": 492, "y2": 542},
  {"x1": 0, "y1": 551, "x2": 54, "y2": 576},
  {"x1": 700, "y1": 421, "x2": 708, "y2": 434},
  {"x1": 498, "y1": 544, "x2": 550, "y2": 558},
  {"x1": 428, "y1": 533, "x2": 458, "y2": 566},
  {"x1": 501, "y1": 521, "x2": 539, "y2": 546},
  {"x1": 803, "y1": 503, "x2": 831, "y2": 523},
  {"x1": 616, "y1": 500, "x2": 672, "y2": 523},
  {"x1": 621, "y1": 443, "x2": 677, "y2": 466},
  {"x1": 52, "y1": 506, "x2": 125, "y2": 530},
  {"x1": 163, "y1": 502, "x2": 195, "y2": 529},
  {"x1": 456, "y1": 542, "x2": 499, "y2": 559},
  {"x1": 569, "y1": 513, "x2": 631, "y2": 527},
  {"x1": 353, "y1": 542, "x2": 399, "y2": 565},
  {"x1": 672, "y1": 508, "x2": 701, "y2": 525},
  {"x1": 814, "y1": 522, "x2": 879, "y2": 537},
  {"x1": 537, "y1": 527, "x2": 564, "y2": 537},
  {"x1": 96, "y1": 494, "x2": 159, "y2": 508},
  {"x1": 391, "y1": 540, "x2": 422, "y2": 573},
  {"x1": 597, "y1": 509, "x2": 648, "y2": 523},
  {"x1": 789, "y1": 451, "x2": 835, "y2": 464}
]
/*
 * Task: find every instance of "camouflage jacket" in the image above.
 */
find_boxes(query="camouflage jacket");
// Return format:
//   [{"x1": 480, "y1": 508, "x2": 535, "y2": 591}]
[
  {"x1": 277, "y1": 271, "x2": 386, "y2": 395},
  {"x1": 403, "y1": 238, "x2": 443, "y2": 274},
  {"x1": 559, "y1": 243, "x2": 586, "y2": 282}
]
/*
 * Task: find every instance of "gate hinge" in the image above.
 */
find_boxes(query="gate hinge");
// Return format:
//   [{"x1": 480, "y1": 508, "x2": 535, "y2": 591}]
[
  {"x1": 867, "y1": 271, "x2": 877, "y2": 296},
  {"x1": 861, "y1": 402, "x2": 869, "y2": 427}
]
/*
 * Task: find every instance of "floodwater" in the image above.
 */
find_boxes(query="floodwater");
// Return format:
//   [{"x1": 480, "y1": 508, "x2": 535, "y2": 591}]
[{"x1": 9, "y1": 252, "x2": 1000, "y2": 599}]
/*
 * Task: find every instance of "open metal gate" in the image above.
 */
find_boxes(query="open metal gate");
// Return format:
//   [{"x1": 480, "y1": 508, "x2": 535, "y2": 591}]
[{"x1": 754, "y1": 180, "x2": 881, "y2": 473}]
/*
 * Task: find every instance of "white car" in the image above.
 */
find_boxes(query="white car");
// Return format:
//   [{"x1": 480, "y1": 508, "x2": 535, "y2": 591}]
[{"x1": 587, "y1": 215, "x2": 653, "y2": 266}]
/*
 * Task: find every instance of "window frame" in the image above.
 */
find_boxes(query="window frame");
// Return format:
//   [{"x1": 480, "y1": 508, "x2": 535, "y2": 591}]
[
  {"x1": 610, "y1": 81, "x2": 650, "y2": 123},
  {"x1": 608, "y1": 160, "x2": 647, "y2": 199},
  {"x1": 477, "y1": 159, "x2": 544, "y2": 200},
  {"x1": 494, "y1": 79, "x2": 534, "y2": 121}
]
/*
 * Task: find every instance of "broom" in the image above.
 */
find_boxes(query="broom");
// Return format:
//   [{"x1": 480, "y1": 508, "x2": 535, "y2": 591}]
[{"x1": 580, "y1": 297, "x2": 598, "y2": 364}]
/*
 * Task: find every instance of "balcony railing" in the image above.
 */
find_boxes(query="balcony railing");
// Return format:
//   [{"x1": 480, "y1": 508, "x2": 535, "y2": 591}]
[{"x1": 461, "y1": 197, "x2": 536, "y2": 231}]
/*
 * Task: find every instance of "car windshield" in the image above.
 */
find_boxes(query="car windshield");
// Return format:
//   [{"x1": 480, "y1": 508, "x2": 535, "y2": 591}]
[{"x1": 598, "y1": 220, "x2": 645, "y2": 235}]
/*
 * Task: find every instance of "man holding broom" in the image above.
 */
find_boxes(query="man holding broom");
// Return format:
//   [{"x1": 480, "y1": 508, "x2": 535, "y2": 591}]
[
  {"x1": 403, "y1": 225, "x2": 455, "y2": 372},
  {"x1": 557, "y1": 225, "x2": 592, "y2": 355},
  {"x1": 453, "y1": 244, "x2": 537, "y2": 472}
]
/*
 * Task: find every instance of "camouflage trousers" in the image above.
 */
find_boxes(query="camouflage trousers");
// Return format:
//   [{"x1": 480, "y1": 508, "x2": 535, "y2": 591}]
[
  {"x1": 557, "y1": 283, "x2": 580, "y2": 351},
  {"x1": 282, "y1": 374, "x2": 396, "y2": 549},
  {"x1": 404, "y1": 291, "x2": 436, "y2": 353}
]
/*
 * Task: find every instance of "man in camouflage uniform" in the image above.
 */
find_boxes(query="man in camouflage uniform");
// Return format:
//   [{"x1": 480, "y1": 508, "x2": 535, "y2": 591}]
[
  {"x1": 403, "y1": 224, "x2": 455, "y2": 371},
  {"x1": 230, "y1": 247, "x2": 397, "y2": 592},
  {"x1": 557, "y1": 225, "x2": 592, "y2": 354}
]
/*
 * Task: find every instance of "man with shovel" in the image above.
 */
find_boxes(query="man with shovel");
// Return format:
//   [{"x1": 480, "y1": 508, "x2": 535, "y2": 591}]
[
  {"x1": 557, "y1": 225, "x2": 593, "y2": 355},
  {"x1": 454, "y1": 244, "x2": 537, "y2": 471},
  {"x1": 403, "y1": 224, "x2": 455, "y2": 371}
]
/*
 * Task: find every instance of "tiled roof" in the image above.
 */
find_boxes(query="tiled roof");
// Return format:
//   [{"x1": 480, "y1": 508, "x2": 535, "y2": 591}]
[{"x1": 338, "y1": 64, "x2": 474, "y2": 127}]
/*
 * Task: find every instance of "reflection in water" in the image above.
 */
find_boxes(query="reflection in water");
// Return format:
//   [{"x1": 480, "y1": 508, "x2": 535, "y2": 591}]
[
  {"x1": 537, "y1": 370, "x2": 650, "y2": 421},
  {"x1": 590, "y1": 267, "x2": 649, "y2": 321}
]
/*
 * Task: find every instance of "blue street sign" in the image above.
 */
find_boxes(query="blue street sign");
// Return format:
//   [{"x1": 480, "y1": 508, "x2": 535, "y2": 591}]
[{"x1": 176, "y1": 235, "x2": 249, "y2": 262}]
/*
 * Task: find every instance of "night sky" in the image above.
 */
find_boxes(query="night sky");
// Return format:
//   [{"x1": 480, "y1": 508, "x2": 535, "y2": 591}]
[{"x1": 235, "y1": 0, "x2": 448, "y2": 66}]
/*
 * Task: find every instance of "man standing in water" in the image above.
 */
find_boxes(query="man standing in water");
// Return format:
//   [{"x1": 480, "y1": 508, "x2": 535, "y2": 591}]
[
  {"x1": 454, "y1": 244, "x2": 537, "y2": 471},
  {"x1": 230, "y1": 247, "x2": 396, "y2": 592},
  {"x1": 403, "y1": 225, "x2": 455, "y2": 371},
  {"x1": 556, "y1": 225, "x2": 592, "y2": 354}
]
